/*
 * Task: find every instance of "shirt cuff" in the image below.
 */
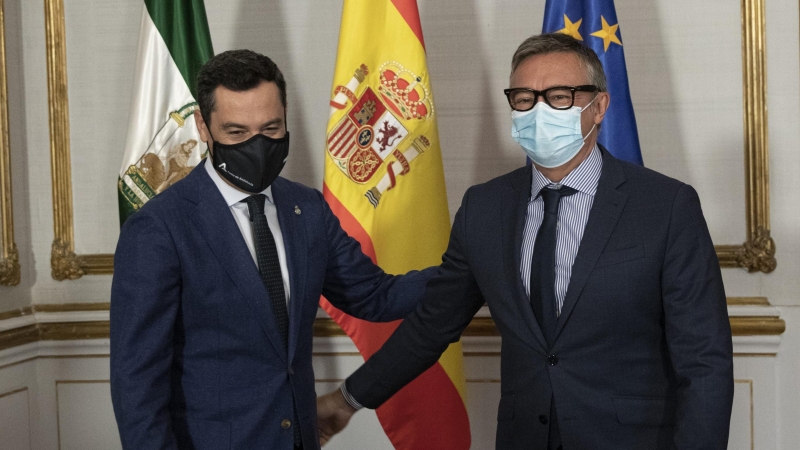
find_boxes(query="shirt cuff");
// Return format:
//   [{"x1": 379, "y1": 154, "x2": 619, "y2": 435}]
[{"x1": 340, "y1": 382, "x2": 364, "y2": 410}]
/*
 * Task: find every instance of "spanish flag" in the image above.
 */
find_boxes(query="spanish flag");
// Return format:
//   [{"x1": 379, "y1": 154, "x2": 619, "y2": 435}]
[{"x1": 320, "y1": 0, "x2": 471, "y2": 448}]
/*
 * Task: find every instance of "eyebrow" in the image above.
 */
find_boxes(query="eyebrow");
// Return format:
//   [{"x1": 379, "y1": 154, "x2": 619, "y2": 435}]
[
  {"x1": 219, "y1": 118, "x2": 283, "y2": 130},
  {"x1": 220, "y1": 122, "x2": 247, "y2": 130},
  {"x1": 259, "y1": 118, "x2": 284, "y2": 129}
]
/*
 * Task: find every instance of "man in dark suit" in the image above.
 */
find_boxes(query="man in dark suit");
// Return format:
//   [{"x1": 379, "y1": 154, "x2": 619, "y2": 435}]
[
  {"x1": 110, "y1": 50, "x2": 431, "y2": 450},
  {"x1": 318, "y1": 33, "x2": 734, "y2": 449}
]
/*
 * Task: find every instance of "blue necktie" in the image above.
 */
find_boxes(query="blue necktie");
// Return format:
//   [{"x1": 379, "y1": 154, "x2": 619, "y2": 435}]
[
  {"x1": 529, "y1": 185, "x2": 575, "y2": 450},
  {"x1": 529, "y1": 185, "x2": 576, "y2": 346}
]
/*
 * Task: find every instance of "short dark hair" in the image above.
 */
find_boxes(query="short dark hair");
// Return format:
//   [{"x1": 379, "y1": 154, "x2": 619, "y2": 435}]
[
  {"x1": 511, "y1": 33, "x2": 607, "y2": 92},
  {"x1": 195, "y1": 49, "x2": 287, "y2": 125}
]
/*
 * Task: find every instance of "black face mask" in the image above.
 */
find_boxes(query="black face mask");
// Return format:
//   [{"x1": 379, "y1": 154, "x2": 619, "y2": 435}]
[{"x1": 210, "y1": 132, "x2": 290, "y2": 193}]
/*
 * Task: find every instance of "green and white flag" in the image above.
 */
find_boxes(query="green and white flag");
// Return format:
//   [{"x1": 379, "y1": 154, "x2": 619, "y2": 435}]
[{"x1": 118, "y1": 0, "x2": 214, "y2": 225}]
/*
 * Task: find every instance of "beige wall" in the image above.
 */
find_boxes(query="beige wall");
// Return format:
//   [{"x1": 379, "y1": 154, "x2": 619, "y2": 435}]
[{"x1": 0, "y1": 0, "x2": 798, "y2": 448}]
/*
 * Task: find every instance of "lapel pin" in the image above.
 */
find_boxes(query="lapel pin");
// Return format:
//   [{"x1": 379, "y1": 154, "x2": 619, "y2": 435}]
[{"x1": 294, "y1": 205, "x2": 301, "y2": 215}]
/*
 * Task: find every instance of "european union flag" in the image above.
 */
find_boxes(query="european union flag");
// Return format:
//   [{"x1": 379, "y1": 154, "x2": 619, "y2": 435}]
[{"x1": 542, "y1": 0, "x2": 643, "y2": 165}]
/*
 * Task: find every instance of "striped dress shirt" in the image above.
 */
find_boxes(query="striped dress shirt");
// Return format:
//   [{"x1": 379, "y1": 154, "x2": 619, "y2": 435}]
[{"x1": 520, "y1": 145, "x2": 602, "y2": 315}]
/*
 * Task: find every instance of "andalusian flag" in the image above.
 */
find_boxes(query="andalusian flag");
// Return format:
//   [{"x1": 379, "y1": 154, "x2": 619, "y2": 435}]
[
  {"x1": 321, "y1": 0, "x2": 470, "y2": 448},
  {"x1": 118, "y1": 0, "x2": 213, "y2": 225}
]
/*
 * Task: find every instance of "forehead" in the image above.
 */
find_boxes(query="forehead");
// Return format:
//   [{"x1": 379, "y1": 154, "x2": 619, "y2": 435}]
[
  {"x1": 509, "y1": 52, "x2": 590, "y2": 90},
  {"x1": 211, "y1": 80, "x2": 284, "y2": 122}
]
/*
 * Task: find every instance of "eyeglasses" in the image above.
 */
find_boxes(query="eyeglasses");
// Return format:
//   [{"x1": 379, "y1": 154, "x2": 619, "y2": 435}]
[{"x1": 503, "y1": 85, "x2": 599, "y2": 111}]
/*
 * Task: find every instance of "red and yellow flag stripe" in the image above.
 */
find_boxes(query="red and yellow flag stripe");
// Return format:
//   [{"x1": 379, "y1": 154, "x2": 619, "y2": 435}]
[{"x1": 321, "y1": 0, "x2": 470, "y2": 448}]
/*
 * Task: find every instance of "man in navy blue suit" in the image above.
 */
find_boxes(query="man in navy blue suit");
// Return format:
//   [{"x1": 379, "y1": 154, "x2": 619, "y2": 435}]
[
  {"x1": 318, "y1": 33, "x2": 734, "y2": 449},
  {"x1": 110, "y1": 50, "x2": 431, "y2": 450}
]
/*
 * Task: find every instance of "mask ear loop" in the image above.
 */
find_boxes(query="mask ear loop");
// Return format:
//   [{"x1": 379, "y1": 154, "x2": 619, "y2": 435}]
[
  {"x1": 582, "y1": 123, "x2": 597, "y2": 141},
  {"x1": 579, "y1": 92, "x2": 599, "y2": 112},
  {"x1": 580, "y1": 92, "x2": 601, "y2": 141}
]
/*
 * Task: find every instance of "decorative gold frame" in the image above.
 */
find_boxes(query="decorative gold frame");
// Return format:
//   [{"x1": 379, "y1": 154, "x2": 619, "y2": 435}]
[
  {"x1": 42, "y1": 0, "x2": 774, "y2": 278},
  {"x1": 715, "y1": 0, "x2": 775, "y2": 273},
  {"x1": 0, "y1": 299, "x2": 785, "y2": 351},
  {"x1": 44, "y1": 0, "x2": 112, "y2": 280},
  {"x1": 0, "y1": 0, "x2": 19, "y2": 286}
]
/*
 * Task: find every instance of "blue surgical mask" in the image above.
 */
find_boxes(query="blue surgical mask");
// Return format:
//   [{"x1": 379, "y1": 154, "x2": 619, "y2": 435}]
[{"x1": 511, "y1": 98, "x2": 597, "y2": 168}]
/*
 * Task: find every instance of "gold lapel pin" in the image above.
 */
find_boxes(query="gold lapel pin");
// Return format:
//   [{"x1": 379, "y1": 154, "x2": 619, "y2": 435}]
[{"x1": 294, "y1": 205, "x2": 301, "y2": 215}]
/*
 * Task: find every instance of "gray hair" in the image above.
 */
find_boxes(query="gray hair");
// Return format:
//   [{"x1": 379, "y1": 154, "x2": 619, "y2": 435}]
[{"x1": 511, "y1": 33, "x2": 607, "y2": 92}]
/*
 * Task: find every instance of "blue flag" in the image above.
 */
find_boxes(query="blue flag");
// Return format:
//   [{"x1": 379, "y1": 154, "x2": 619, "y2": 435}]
[{"x1": 542, "y1": 0, "x2": 643, "y2": 165}]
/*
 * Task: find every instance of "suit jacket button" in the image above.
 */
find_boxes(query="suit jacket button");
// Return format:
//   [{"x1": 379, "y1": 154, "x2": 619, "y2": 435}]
[
  {"x1": 281, "y1": 419, "x2": 292, "y2": 429},
  {"x1": 547, "y1": 355, "x2": 558, "y2": 365},
  {"x1": 539, "y1": 415, "x2": 548, "y2": 425},
  {"x1": 288, "y1": 366, "x2": 294, "y2": 375}
]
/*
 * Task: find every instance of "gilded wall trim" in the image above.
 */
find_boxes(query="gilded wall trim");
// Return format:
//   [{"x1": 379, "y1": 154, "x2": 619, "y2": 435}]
[
  {"x1": 0, "y1": 0, "x2": 19, "y2": 286},
  {"x1": 714, "y1": 0, "x2": 776, "y2": 273},
  {"x1": 0, "y1": 315, "x2": 785, "y2": 350},
  {"x1": 727, "y1": 296, "x2": 770, "y2": 306},
  {"x1": 44, "y1": 0, "x2": 113, "y2": 281},
  {"x1": 0, "y1": 305, "x2": 31, "y2": 321},
  {"x1": 0, "y1": 301, "x2": 782, "y2": 351},
  {"x1": 0, "y1": 324, "x2": 38, "y2": 351}
]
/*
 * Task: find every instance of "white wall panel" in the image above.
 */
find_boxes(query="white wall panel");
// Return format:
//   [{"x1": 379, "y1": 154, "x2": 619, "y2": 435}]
[
  {"x1": 0, "y1": 387, "x2": 31, "y2": 450},
  {"x1": 56, "y1": 381, "x2": 121, "y2": 450},
  {"x1": 776, "y1": 307, "x2": 800, "y2": 450},
  {"x1": 730, "y1": 381, "x2": 754, "y2": 450},
  {"x1": 616, "y1": 0, "x2": 746, "y2": 244},
  {"x1": 63, "y1": 0, "x2": 141, "y2": 255},
  {"x1": 0, "y1": 340, "x2": 780, "y2": 450}
]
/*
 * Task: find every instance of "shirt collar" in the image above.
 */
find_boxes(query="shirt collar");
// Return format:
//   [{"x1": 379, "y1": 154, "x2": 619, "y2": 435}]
[
  {"x1": 531, "y1": 144, "x2": 603, "y2": 198},
  {"x1": 204, "y1": 157, "x2": 274, "y2": 207}
]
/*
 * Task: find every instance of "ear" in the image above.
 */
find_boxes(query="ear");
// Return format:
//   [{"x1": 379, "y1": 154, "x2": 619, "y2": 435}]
[
  {"x1": 591, "y1": 92, "x2": 610, "y2": 125},
  {"x1": 194, "y1": 109, "x2": 212, "y2": 145}
]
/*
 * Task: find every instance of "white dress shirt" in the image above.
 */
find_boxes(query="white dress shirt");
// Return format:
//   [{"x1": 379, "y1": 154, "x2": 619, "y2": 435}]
[
  {"x1": 519, "y1": 145, "x2": 602, "y2": 315},
  {"x1": 205, "y1": 158, "x2": 291, "y2": 306}
]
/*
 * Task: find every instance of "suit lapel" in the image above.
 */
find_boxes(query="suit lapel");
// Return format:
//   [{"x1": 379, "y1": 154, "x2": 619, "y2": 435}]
[
  {"x1": 270, "y1": 178, "x2": 308, "y2": 365},
  {"x1": 501, "y1": 166, "x2": 548, "y2": 351},
  {"x1": 554, "y1": 149, "x2": 627, "y2": 341},
  {"x1": 187, "y1": 167, "x2": 288, "y2": 363}
]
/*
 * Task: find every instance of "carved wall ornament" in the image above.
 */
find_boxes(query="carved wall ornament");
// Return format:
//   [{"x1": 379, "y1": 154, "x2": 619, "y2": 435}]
[
  {"x1": 737, "y1": 227, "x2": 776, "y2": 273},
  {"x1": 0, "y1": 245, "x2": 19, "y2": 286},
  {"x1": 50, "y1": 239, "x2": 84, "y2": 281}
]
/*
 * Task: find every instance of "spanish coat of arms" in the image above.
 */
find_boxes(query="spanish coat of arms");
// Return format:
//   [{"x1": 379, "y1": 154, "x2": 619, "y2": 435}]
[{"x1": 327, "y1": 62, "x2": 433, "y2": 207}]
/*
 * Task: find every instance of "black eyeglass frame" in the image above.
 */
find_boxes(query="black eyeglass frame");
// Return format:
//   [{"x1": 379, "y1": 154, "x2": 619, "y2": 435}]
[{"x1": 503, "y1": 85, "x2": 599, "y2": 111}]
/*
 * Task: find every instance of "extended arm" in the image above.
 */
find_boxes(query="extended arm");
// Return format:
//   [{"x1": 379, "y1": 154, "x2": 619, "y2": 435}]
[
  {"x1": 318, "y1": 192, "x2": 484, "y2": 444},
  {"x1": 319, "y1": 191, "x2": 435, "y2": 321},
  {"x1": 110, "y1": 208, "x2": 181, "y2": 450},
  {"x1": 662, "y1": 184, "x2": 734, "y2": 449},
  {"x1": 345, "y1": 189, "x2": 484, "y2": 406}
]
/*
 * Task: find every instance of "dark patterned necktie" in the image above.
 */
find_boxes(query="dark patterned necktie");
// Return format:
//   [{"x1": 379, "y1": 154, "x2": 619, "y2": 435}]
[
  {"x1": 243, "y1": 195, "x2": 302, "y2": 446},
  {"x1": 529, "y1": 185, "x2": 577, "y2": 347},
  {"x1": 243, "y1": 194, "x2": 289, "y2": 349}
]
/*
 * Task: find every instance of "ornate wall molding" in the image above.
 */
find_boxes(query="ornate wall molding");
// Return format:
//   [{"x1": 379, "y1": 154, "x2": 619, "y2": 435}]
[
  {"x1": 0, "y1": 301, "x2": 785, "y2": 353},
  {"x1": 714, "y1": 0, "x2": 775, "y2": 273},
  {"x1": 44, "y1": 0, "x2": 113, "y2": 281},
  {"x1": 0, "y1": 0, "x2": 19, "y2": 286}
]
